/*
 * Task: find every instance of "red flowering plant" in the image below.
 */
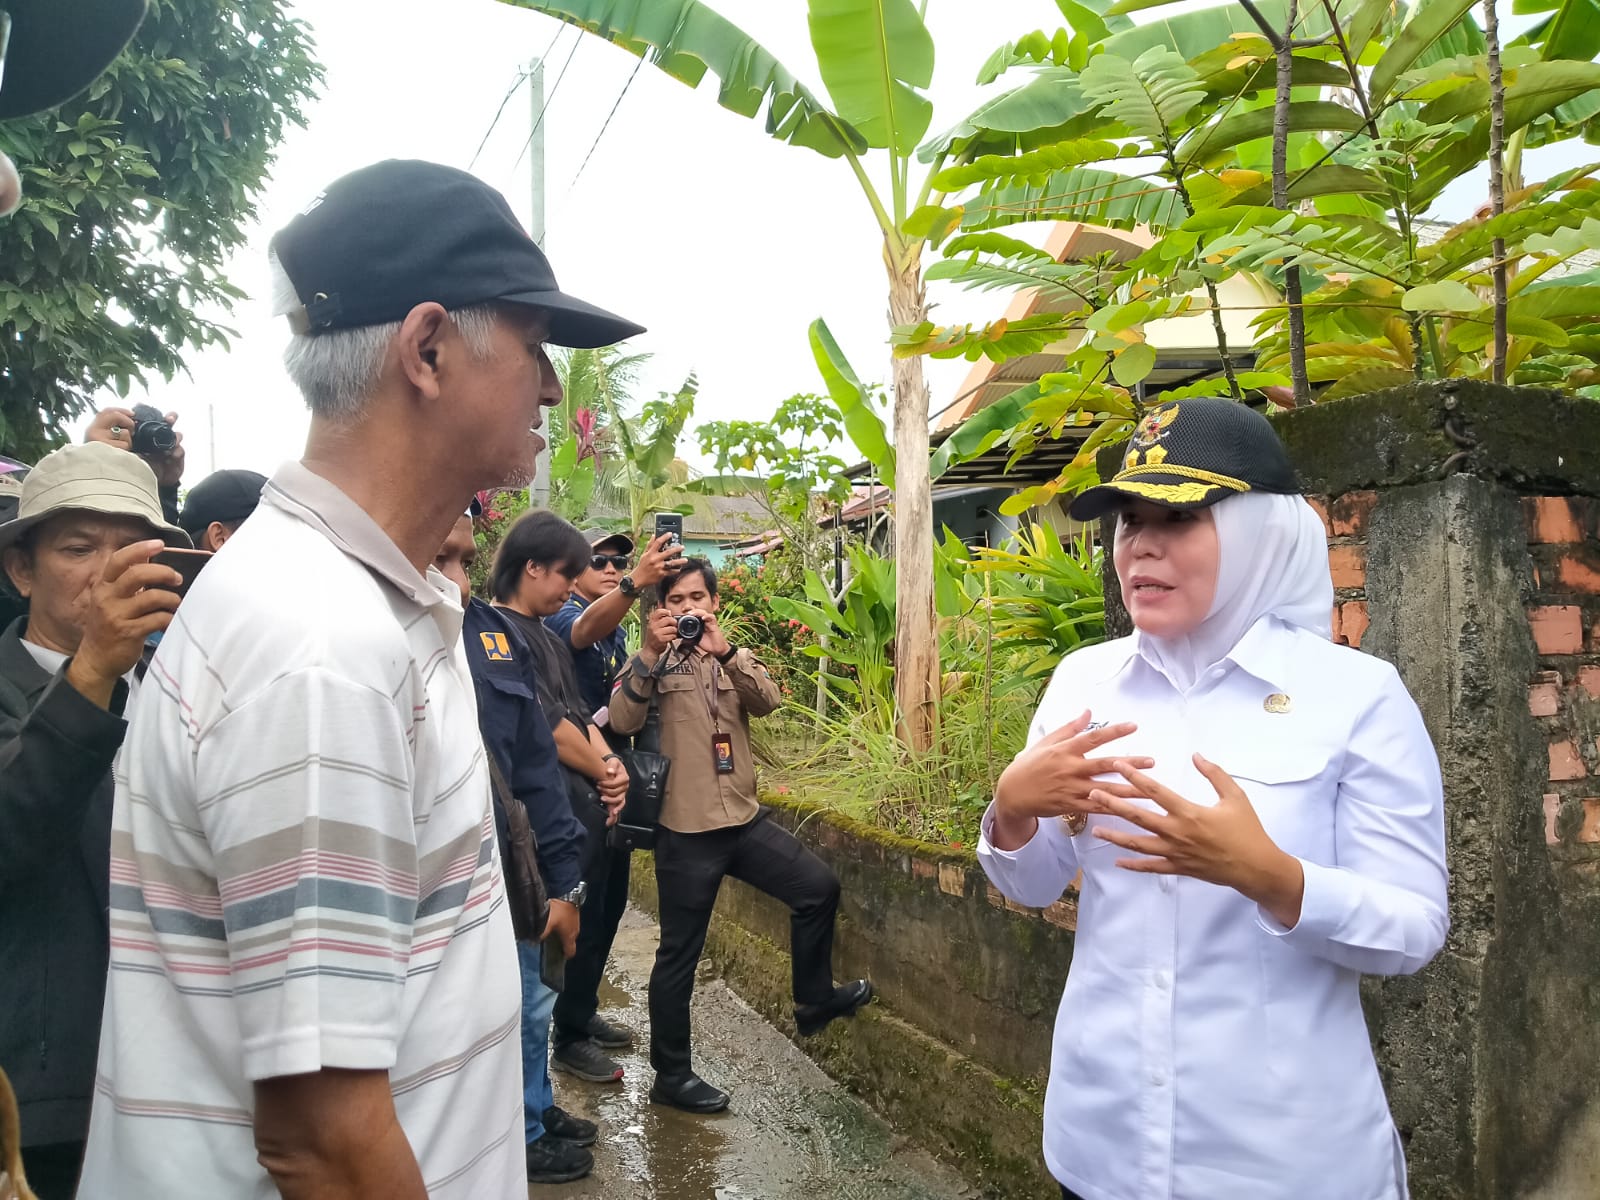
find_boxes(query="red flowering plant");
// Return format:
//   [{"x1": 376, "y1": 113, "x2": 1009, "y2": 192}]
[{"x1": 711, "y1": 554, "x2": 818, "y2": 707}]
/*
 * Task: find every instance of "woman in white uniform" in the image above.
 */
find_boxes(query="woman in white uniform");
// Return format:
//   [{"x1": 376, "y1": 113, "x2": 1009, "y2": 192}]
[{"x1": 981, "y1": 398, "x2": 1448, "y2": 1200}]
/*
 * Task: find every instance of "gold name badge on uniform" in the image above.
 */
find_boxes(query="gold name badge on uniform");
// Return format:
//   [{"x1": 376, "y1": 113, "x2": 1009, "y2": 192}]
[{"x1": 1264, "y1": 693, "x2": 1292, "y2": 714}]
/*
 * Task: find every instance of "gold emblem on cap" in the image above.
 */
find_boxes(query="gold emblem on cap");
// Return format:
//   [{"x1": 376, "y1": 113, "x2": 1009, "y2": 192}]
[{"x1": 1264, "y1": 693, "x2": 1292, "y2": 714}]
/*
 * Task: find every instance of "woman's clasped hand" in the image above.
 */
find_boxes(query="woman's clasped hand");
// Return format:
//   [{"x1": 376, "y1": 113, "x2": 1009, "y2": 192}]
[{"x1": 989, "y1": 710, "x2": 1151, "y2": 846}]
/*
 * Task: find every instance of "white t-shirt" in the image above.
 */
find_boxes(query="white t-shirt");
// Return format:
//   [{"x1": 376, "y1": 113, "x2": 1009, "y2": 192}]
[{"x1": 79, "y1": 463, "x2": 523, "y2": 1198}]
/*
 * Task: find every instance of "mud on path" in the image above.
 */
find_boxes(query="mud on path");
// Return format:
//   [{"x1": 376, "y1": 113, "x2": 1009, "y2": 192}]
[{"x1": 535, "y1": 908, "x2": 978, "y2": 1200}]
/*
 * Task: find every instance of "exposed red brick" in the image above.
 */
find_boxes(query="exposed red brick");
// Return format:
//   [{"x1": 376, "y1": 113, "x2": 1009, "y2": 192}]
[
  {"x1": 1545, "y1": 793, "x2": 1562, "y2": 845},
  {"x1": 985, "y1": 883, "x2": 1007, "y2": 910},
  {"x1": 1531, "y1": 606, "x2": 1585, "y2": 655},
  {"x1": 1554, "y1": 548, "x2": 1600, "y2": 595},
  {"x1": 1339, "y1": 602, "x2": 1369, "y2": 649},
  {"x1": 1328, "y1": 545, "x2": 1367, "y2": 590},
  {"x1": 1579, "y1": 666, "x2": 1600, "y2": 700},
  {"x1": 937, "y1": 862, "x2": 965, "y2": 897},
  {"x1": 1581, "y1": 799, "x2": 1600, "y2": 844},
  {"x1": 1525, "y1": 496, "x2": 1586, "y2": 544},
  {"x1": 1305, "y1": 495, "x2": 1331, "y2": 537},
  {"x1": 1550, "y1": 739, "x2": 1588, "y2": 781},
  {"x1": 1002, "y1": 895, "x2": 1035, "y2": 916},
  {"x1": 911, "y1": 857, "x2": 936, "y2": 882},
  {"x1": 1328, "y1": 490, "x2": 1375, "y2": 538},
  {"x1": 1042, "y1": 898, "x2": 1078, "y2": 931},
  {"x1": 1529, "y1": 682, "x2": 1562, "y2": 717}
]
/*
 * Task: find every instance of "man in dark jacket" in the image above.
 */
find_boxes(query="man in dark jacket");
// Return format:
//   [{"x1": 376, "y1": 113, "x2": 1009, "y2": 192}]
[
  {"x1": 434, "y1": 514, "x2": 599, "y2": 1185},
  {"x1": 0, "y1": 443, "x2": 189, "y2": 1198}
]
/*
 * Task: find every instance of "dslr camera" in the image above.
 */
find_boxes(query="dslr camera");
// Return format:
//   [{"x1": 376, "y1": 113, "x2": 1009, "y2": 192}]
[
  {"x1": 675, "y1": 613, "x2": 704, "y2": 646},
  {"x1": 129, "y1": 404, "x2": 177, "y2": 457}
]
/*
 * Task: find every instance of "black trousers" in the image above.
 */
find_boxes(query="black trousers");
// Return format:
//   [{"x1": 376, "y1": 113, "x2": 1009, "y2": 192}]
[
  {"x1": 21, "y1": 1140, "x2": 84, "y2": 1200},
  {"x1": 1061, "y1": 1188, "x2": 1084, "y2": 1200},
  {"x1": 649, "y1": 812, "x2": 840, "y2": 1077},
  {"x1": 553, "y1": 793, "x2": 631, "y2": 1046}
]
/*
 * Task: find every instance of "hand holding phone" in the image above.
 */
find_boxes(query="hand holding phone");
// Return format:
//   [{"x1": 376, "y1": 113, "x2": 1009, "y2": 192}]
[{"x1": 652, "y1": 511, "x2": 684, "y2": 551}]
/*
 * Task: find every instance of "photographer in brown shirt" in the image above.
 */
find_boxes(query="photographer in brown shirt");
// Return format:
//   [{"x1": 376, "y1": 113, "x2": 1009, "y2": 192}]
[{"x1": 609, "y1": 557, "x2": 872, "y2": 1115}]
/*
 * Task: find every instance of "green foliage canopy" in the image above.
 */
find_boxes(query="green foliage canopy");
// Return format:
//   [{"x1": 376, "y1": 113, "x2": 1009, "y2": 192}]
[{"x1": 0, "y1": 0, "x2": 321, "y2": 459}]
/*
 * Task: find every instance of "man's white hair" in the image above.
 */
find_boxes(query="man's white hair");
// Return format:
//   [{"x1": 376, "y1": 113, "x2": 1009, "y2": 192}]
[{"x1": 268, "y1": 253, "x2": 501, "y2": 422}]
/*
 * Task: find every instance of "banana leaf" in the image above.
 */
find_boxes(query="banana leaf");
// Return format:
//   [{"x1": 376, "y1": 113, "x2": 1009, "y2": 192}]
[{"x1": 807, "y1": 0, "x2": 933, "y2": 155}]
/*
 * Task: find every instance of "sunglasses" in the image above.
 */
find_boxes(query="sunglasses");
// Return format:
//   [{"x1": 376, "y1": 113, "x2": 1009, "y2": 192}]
[{"x1": 590, "y1": 554, "x2": 630, "y2": 571}]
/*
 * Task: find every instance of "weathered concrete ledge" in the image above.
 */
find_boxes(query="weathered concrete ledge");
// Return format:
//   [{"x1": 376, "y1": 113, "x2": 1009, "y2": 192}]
[{"x1": 629, "y1": 797, "x2": 1070, "y2": 1199}]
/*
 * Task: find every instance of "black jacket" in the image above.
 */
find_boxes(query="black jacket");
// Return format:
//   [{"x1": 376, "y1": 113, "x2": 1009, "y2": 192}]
[
  {"x1": 464, "y1": 599, "x2": 585, "y2": 898},
  {"x1": 0, "y1": 618, "x2": 128, "y2": 1146}
]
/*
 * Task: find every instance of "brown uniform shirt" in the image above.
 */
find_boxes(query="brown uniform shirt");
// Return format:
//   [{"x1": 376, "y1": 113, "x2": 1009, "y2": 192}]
[{"x1": 608, "y1": 645, "x2": 782, "y2": 833}]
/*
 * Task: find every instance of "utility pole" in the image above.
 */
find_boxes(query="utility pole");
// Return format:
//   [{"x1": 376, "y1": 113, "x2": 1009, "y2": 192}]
[{"x1": 528, "y1": 56, "x2": 552, "y2": 509}]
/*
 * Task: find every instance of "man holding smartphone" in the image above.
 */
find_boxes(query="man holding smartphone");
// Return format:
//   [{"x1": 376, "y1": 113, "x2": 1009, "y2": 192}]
[{"x1": 0, "y1": 443, "x2": 189, "y2": 1198}]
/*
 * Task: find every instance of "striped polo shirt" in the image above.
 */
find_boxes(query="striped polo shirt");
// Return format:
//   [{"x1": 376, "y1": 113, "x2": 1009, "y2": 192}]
[{"x1": 78, "y1": 463, "x2": 523, "y2": 1198}]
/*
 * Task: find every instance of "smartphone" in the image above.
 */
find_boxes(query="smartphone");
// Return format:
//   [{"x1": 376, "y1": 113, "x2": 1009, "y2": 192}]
[
  {"x1": 540, "y1": 935, "x2": 567, "y2": 992},
  {"x1": 151, "y1": 547, "x2": 213, "y2": 597},
  {"x1": 653, "y1": 511, "x2": 684, "y2": 550}
]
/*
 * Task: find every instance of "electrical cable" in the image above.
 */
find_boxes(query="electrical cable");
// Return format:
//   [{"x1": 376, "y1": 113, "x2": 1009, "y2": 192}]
[
  {"x1": 567, "y1": 53, "x2": 646, "y2": 195},
  {"x1": 514, "y1": 28, "x2": 584, "y2": 173},
  {"x1": 467, "y1": 22, "x2": 565, "y2": 172}
]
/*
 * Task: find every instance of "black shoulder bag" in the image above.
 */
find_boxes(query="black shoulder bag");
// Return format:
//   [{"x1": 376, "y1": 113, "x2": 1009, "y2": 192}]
[
  {"x1": 484, "y1": 745, "x2": 549, "y2": 942},
  {"x1": 611, "y1": 677, "x2": 669, "y2": 853}
]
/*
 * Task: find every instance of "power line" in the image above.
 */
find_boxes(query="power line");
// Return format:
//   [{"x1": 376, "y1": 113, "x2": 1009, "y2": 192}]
[
  {"x1": 567, "y1": 54, "x2": 645, "y2": 196},
  {"x1": 468, "y1": 22, "x2": 566, "y2": 172},
  {"x1": 514, "y1": 29, "x2": 583, "y2": 173}
]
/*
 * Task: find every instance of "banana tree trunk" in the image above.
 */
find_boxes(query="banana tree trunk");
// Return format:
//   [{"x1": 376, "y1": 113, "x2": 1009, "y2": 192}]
[{"x1": 887, "y1": 249, "x2": 938, "y2": 753}]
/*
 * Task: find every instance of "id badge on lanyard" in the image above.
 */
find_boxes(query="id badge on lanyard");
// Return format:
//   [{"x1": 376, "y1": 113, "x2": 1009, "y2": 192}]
[{"x1": 703, "y1": 661, "x2": 735, "y2": 774}]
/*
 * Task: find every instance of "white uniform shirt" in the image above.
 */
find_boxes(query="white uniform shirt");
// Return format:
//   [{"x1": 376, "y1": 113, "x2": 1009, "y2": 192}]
[
  {"x1": 79, "y1": 463, "x2": 524, "y2": 1198},
  {"x1": 980, "y1": 616, "x2": 1448, "y2": 1200}
]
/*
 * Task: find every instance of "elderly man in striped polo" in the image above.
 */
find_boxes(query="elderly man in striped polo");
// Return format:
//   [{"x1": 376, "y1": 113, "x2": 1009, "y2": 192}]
[{"x1": 79, "y1": 161, "x2": 644, "y2": 1200}]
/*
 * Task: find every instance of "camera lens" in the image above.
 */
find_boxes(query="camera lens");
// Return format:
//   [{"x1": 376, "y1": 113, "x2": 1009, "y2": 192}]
[
  {"x1": 676, "y1": 614, "x2": 703, "y2": 644},
  {"x1": 131, "y1": 419, "x2": 177, "y2": 455}
]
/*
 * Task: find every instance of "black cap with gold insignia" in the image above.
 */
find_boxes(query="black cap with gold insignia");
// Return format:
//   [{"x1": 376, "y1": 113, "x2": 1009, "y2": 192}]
[{"x1": 1068, "y1": 397, "x2": 1299, "y2": 520}]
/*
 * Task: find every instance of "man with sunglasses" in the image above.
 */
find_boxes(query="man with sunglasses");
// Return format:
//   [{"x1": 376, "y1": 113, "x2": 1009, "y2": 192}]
[{"x1": 540, "y1": 529, "x2": 683, "y2": 1076}]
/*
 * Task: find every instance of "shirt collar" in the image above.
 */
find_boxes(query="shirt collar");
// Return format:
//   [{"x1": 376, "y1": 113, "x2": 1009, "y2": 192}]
[
  {"x1": 262, "y1": 462, "x2": 453, "y2": 611},
  {"x1": 1090, "y1": 615, "x2": 1294, "y2": 691}
]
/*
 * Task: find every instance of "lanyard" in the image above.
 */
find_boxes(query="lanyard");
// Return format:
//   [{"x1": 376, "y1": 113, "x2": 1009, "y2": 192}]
[{"x1": 699, "y1": 657, "x2": 722, "y2": 734}]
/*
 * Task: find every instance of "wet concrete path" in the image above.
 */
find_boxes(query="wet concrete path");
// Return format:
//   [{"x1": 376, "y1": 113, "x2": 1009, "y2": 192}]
[{"x1": 536, "y1": 908, "x2": 977, "y2": 1200}]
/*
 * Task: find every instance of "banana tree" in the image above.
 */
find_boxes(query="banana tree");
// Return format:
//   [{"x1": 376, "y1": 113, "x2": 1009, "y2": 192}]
[{"x1": 498, "y1": 0, "x2": 963, "y2": 752}]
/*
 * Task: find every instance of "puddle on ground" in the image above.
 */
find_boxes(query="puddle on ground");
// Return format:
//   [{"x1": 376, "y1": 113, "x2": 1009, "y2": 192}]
[{"x1": 534, "y1": 909, "x2": 977, "y2": 1200}]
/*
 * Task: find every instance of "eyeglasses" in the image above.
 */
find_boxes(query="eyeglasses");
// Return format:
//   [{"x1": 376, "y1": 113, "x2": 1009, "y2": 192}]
[{"x1": 590, "y1": 554, "x2": 630, "y2": 571}]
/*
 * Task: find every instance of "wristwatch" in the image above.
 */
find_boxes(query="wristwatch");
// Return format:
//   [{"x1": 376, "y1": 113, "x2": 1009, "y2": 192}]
[
  {"x1": 558, "y1": 882, "x2": 587, "y2": 906},
  {"x1": 618, "y1": 574, "x2": 638, "y2": 598}
]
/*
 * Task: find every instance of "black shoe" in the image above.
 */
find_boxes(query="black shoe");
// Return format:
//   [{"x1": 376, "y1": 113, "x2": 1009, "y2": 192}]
[
  {"x1": 795, "y1": 979, "x2": 875, "y2": 1037},
  {"x1": 552, "y1": 1038, "x2": 624, "y2": 1083},
  {"x1": 649, "y1": 1071, "x2": 730, "y2": 1114},
  {"x1": 584, "y1": 1013, "x2": 634, "y2": 1049},
  {"x1": 542, "y1": 1104, "x2": 597, "y2": 1147},
  {"x1": 526, "y1": 1132, "x2": 593, "y2": 1183}
]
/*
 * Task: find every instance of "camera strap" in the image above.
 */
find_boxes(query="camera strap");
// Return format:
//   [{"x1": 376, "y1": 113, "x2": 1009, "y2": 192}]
[{"x1": 698, "y1": 658, "x2": 722, "y2": 734}]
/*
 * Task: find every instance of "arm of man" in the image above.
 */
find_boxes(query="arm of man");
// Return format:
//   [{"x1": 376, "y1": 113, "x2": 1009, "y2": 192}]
[
  {"x1": 607, "y1": 656, "x2": 655, "y2": 736},
  {"x1": 557, "y1": 588, "x2": 630, "y2": 651},
  {"x1": 0, "y1": 673, "x2": 126, "y2": 883},
  {"x1": 253, "y1": 1069, "x2": 426, "y2": 1200},
  {"x1": 551, "y1": 716, "x2": 610, "y2": 781},
  {"x1": 722, "y1": 650, "x2": 783, "y2": 717}
]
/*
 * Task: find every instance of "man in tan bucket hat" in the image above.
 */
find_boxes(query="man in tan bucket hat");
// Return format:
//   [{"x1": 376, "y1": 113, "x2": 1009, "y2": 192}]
[{"x1": 0, "y1": 440, "x2": 187, "y2": 1200}]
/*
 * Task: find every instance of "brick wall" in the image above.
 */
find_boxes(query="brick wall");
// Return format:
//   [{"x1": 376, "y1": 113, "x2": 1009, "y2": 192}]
[
  {"x1": 1307, "y1": 490, "x2": 1375, "y2": 648},
  {"x1": 1523, "y1": 497, "x2": 1600, "y2": 853}
]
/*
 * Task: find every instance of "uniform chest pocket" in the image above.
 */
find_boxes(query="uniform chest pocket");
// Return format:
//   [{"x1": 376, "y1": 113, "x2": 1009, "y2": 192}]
[
  {"x1": 1217, "y1": 743, "x2": 1340, "y2": 855},
  {"x1": 657, "y1": 672, "x2": 701, "y2": 719}
]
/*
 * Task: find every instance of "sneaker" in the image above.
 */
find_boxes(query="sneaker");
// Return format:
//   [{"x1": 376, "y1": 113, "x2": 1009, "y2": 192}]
[
  {"x1": 649, "y1": 1071, "x2": 730, "y2": 1114},
  {"x1": 795, "y1": 979, "x2": 875, "y2": 1037},
  {"x1": 584, "y1": 1013, "x2": 634, "y2": 1049},
  {"x1": 542, "y1": 1104, "x2": 597, "y2": 1147},
  {"x1": 552, "y1": 1038, "x2": 624, "y2": 1083},
  {"x1": 526, "y1": 1132, "x2": 593, "y2": 1183}
]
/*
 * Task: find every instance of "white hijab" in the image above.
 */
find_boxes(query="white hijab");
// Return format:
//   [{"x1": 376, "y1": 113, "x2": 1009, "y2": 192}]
[{"x1": 1136, "y1": 492, "x2": 1333, "y2": 692}]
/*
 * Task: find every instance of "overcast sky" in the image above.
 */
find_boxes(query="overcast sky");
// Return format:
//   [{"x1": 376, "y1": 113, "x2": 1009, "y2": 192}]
[{"x1": 83, "y1": 0, "x2": 1567, "y2": 480}]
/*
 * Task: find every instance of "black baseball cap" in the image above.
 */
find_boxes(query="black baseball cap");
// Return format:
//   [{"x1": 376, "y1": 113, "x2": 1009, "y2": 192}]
[
  {"x1": 178, "y1": 469, "x2": 267, "y2": 537},
  {"x1": 0, "y1": 0, "x2": 148, "y2": 119},
  {"x1": 270, "y1": 160, "x2": 645, "y2": 349},
  {"x1": 1069, "y1": 397, "x2": 1300, "y2": 520}
]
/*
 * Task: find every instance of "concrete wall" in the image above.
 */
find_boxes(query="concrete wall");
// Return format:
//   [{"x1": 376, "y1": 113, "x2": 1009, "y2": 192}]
[{"x1": 638, "y1": 382, "x2": 1600, "y2": 1199}]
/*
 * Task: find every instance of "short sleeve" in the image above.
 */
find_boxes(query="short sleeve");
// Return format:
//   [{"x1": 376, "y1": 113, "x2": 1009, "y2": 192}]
[
  {"x1": 543, "y1": 601, "x2": 580, "y2": 645},
  {"x1": 195, "y1": 666, "x2": 420, "y2": 1081}
]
